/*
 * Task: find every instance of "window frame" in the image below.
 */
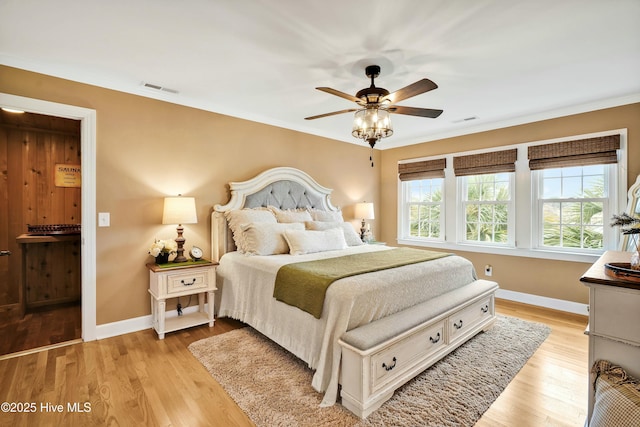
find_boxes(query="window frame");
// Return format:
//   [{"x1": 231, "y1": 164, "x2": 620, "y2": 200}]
[
  {"x1": 531, "y1": 164, "x2": 616, "y2": 254},
  {"x1": 400, "y1": 177, "x2": 445, "y2": 242},
  {"x1": 397, "y1": 129, "x2": 627, "y2": 263}
]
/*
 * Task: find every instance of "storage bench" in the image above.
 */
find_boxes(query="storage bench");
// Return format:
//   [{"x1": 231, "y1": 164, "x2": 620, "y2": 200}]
[{"x1": 338, "y1": 279, "x2": 498, "y2": 418}]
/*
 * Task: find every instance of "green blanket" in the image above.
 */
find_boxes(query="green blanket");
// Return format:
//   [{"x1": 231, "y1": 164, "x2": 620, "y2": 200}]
[{"x1": 273, "y1": 248, "x2": 451, "y2": 318}]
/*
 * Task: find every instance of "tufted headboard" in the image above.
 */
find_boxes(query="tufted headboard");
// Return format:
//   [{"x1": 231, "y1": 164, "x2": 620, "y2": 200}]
[{"x1": 211, "y1": 167, "x2": 338, "y2": 261}]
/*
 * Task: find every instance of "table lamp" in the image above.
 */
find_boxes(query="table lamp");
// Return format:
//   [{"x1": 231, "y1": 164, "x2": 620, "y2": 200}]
[
  {"x1": 162, "y1": 195, "x2": 197, "y2": 262},
  {"x1": 354, "y1": 202, "x2": 374, "y2": 241}
]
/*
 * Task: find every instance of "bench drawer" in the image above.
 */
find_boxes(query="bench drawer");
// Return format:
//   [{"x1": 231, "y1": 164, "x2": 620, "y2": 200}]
[
  {"x1": 371, "y1": 321, "x2": 445, "y2": 390},
  {"x1": 448, "y1": 296, "x2": 493, "y2": 342}
]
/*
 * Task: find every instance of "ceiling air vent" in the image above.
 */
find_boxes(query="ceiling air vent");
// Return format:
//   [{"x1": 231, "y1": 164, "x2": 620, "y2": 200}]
[
  {"x1": 142, "y1": 82, "x2": 179, "y2": 94},
  {"x1": 452, "y1": 116, "x2": 478, "y2": 123}
]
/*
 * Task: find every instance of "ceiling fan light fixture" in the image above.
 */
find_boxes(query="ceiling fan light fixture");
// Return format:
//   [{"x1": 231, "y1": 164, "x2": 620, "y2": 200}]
[
  {"x1": 352, "y1": 107, "x2": 393, "y2": 147},
  {"x1": 307, "y1": 64, "x2": 441, "y2": 157}
]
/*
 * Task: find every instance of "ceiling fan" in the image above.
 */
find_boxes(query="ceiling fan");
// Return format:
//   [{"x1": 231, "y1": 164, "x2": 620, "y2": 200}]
[{"x1": 305, "y1": 64, "x2": 443, "y2": 149}]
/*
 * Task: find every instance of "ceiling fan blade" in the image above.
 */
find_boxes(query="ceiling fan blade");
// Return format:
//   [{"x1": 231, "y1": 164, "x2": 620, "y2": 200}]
[
  {"x1": 304, "y1": 108, "x2": 358, "y2": 120},
  {"x1": 316, "y1": 87, "x2": 363, "y2": 104},
  {"x1": 381, "y1": 78, "x2": 438, "y2": 104},
  {"x1": 388, "y1": 106, "x2": 443, "y2": 118}
]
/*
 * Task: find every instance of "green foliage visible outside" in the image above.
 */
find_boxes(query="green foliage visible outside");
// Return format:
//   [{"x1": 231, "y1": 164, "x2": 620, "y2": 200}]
[
  {"x1": 541, "y1": 167, "x2": 605, "y2": 249},
  {"x1": 404, "y1": 166, "x2": 608, "y2": 250},
  {"x1": 463, "y1": 174, "x2": 510, "y2": 243},
  {"x1": 407, "y1": 179, "x2": 443, "y2": 239}
]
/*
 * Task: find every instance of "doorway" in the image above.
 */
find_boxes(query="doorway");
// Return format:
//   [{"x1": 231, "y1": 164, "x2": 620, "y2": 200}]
[
  {"x1": 0, "y1": 92, "x2": 97, "y2": 354},
  {"x1": 0, "y1": 109, "x2": 82, "y2": 355}
]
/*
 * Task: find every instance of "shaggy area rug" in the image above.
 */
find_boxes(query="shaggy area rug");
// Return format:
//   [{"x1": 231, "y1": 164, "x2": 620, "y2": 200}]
[{"x1": 188, "y1": 316, "x2": 550, "y2": 427}]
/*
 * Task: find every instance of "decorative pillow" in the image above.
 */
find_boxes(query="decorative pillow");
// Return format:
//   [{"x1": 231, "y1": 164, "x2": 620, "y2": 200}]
[
  {"x1": 305, "y1": 221, "x2": 364, "y2": 246},
  {"x1": 307, "y1": 208, "x2": 343, "y2": 222},
  {"x1": 268, "y1": 206, "x2": 313, "y2": 223},
  {"x1": 241, "y1": 222, "x2": 304, "y2": 256},
  {"x1": 225, "y1": 208, "x2": 277, "y2": 252},
  {"x1": 590, "y1": 360, "x2": 640, "y2": 427},
  {"x1": 283, "y1": 227, "x2": 348, "y2": 255}
]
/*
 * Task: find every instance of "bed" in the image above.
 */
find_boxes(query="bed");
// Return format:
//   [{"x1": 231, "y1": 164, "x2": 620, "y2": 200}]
[{"x1": 212, "y1": 166, "x2": 498, "y2": 418}]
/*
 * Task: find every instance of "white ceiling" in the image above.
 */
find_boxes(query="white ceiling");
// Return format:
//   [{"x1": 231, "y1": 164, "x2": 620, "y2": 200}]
[{"x1": 1, "y1": 0, "x2": 639, "y2": 149}]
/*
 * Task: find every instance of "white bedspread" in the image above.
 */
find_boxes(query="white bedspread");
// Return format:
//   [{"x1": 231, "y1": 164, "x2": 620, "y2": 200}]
[{"x1": 216, "y1": 245, "x2": 477, "y2": 406}]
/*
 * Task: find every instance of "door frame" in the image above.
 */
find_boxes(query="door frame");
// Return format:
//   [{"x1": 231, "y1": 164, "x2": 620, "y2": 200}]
[{"x1": 0, "y1": 93, "x2": 97, "y2": 341}]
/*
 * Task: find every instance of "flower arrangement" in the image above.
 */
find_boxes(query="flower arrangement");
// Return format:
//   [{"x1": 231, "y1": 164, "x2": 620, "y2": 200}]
[{"x1": 148, "y1": 239, "x2": 177, "y2": 257}]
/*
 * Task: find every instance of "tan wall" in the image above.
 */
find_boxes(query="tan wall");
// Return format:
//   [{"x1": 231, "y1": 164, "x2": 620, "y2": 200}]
[
  {"x1": 1, "y1": 65, "x2": 380, "y2": 324},
  {"x1": 380, "y1": 103, "x2": 640, "y2": 304},
  {"x1": 3, "y1": 64, "x2": 637, "y2": 321}
]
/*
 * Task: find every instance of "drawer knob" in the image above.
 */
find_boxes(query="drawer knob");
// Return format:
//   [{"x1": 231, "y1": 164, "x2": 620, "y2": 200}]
[
  {"x1": 181, "y1": 278, "x2": 197, "y2": 286},
  {"x1": 429, "y1": 332, "x2": 441, "y2": 344},
  {"x1": 382, "y1": 357, "x2": 397, "y2": 371},
  {"x1": 453, "y1": 320, "x2": 464, "y2": 330},
  {"x1": 480, "y1": 304, "x2": 489, "y2": 313}
]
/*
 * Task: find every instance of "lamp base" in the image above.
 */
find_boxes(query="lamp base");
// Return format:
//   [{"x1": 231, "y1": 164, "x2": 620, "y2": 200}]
[
  {"x1": 174, "y1": 254, "x2": 188, "y2": 263},
  {"x1": 174, "y1": 224, "x2": 187, "y2": 263},
  {"x1": 360, "y1": 219, "x2": 367, "y2": 242}
]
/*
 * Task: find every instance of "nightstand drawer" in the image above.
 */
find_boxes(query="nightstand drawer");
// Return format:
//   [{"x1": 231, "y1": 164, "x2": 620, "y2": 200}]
[{"x1": 166, "y1": 271, "x2": 208, "y2": 294}]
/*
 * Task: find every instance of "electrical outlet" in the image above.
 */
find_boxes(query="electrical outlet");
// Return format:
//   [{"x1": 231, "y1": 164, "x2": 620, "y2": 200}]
[
  {"x1": 98, "y1": 212, "x2": 110, "y2": 227},
  {"x1": 484, "y1": 265, "x2": 493, "y2": 276}
]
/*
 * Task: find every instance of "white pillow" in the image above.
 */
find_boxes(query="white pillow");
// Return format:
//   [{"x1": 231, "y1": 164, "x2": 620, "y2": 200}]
[
  {"x1": 308, "y1": 208, "x2": 343, "y2": 222},
  {"x1": 225, "y1": 208, "x2": 277, "y2": 252},
  {"x1": 305, "y1": 221, "x2": 363, "y2": 246},
  {"x1": 241, "y1": 222, "x2": 304, "y2": 255},
  {"x1": 268, "y1": 206, "x2": 313, "y2": 223},
  {"x1": 283, "y1": 227, "x2": 348, "y2": 255}
]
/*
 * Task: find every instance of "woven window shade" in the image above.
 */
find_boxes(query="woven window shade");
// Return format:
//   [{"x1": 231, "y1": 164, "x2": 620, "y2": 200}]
[
  {"x1": 528, "y1": 135, "x2": 620, "y2": 170},
  {"x1": 453, "y1": 149, "x2": 517, "y2": 177},
  {"x1": 398, "y1": 158, "x2": 446, "y2": 181}
]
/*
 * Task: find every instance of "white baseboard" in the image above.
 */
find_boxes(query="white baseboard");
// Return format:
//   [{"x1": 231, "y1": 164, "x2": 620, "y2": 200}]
[
  {"x1": 95, "y1": 304, "x2": 206, "y2": 340},
  {"x1": 496, "y1": 289, "x2": 589, "y2": 316},
  {"x1": 95, "y1": 291, "x2": 588, "y2": 340}
]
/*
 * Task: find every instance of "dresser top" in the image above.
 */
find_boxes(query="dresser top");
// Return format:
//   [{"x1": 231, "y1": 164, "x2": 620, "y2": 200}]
[{"x1": 580, "y1": 251, "x2": 640, "y2": 291}]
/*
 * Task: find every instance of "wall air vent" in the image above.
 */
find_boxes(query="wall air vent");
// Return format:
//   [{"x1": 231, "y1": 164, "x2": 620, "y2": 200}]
[{"x1": 142, "y1": 82, "x2": 179, "y2": 94}]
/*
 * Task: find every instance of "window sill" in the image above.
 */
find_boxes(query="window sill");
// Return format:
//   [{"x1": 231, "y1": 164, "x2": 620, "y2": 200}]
[{"x1": 396, "y1": 238, "x2": 602, "y2": 264}]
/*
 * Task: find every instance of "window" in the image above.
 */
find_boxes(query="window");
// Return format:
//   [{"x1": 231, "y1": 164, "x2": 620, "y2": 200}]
[
  {"x1": 460, "y1": 173, "x2": 514, "y2": 245},
  {"x1": 397, "y1": 131, "x2": 625, "y2": 262},
  {"x1": 454, "y1": 149, "x2": 517, "y2": 246},
  {"x1": 398, "y1": 158, "x2": 446, "y2": 241},
  {"x1": 404, "y1": 178, "x2": 444, "y2": 240},
  {"x1": 535, "y1": 165, "x2": 610, "y2": 251},
  {"x1": 530, "y1": 135, "x2": 620, "y2": 254}
]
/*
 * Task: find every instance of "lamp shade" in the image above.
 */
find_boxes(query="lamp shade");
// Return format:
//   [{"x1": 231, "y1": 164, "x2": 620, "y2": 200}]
[
  {"x1": 355, "y1": 202, "x2": 375, "y2": 220},
  {"x1": 162, "y1": 196, "x2": 197, "y2": 225}
]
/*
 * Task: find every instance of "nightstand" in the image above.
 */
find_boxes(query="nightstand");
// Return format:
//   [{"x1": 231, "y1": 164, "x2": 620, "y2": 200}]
[{"x1": 147, "y1": 260, "x2": 218, "y2": 339}]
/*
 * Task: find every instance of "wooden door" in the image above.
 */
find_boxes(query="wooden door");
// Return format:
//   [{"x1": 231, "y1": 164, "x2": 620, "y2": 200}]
[{"x1": 0, "y1": 110, "x2": 81, "y2": 318}]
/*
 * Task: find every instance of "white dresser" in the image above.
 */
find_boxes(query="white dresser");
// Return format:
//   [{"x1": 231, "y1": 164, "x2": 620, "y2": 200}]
[{"x1": 580, "y1": 251, "x2": 640, "y2": 425}]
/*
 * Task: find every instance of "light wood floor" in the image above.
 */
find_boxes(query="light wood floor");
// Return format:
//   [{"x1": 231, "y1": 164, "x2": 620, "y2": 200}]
[
  {"x1": 476, "y1": 300, "x2": 589, "y2": 427},
  {"x1": 0, "y1": 299, "x2": 588, "y2": 426}
]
